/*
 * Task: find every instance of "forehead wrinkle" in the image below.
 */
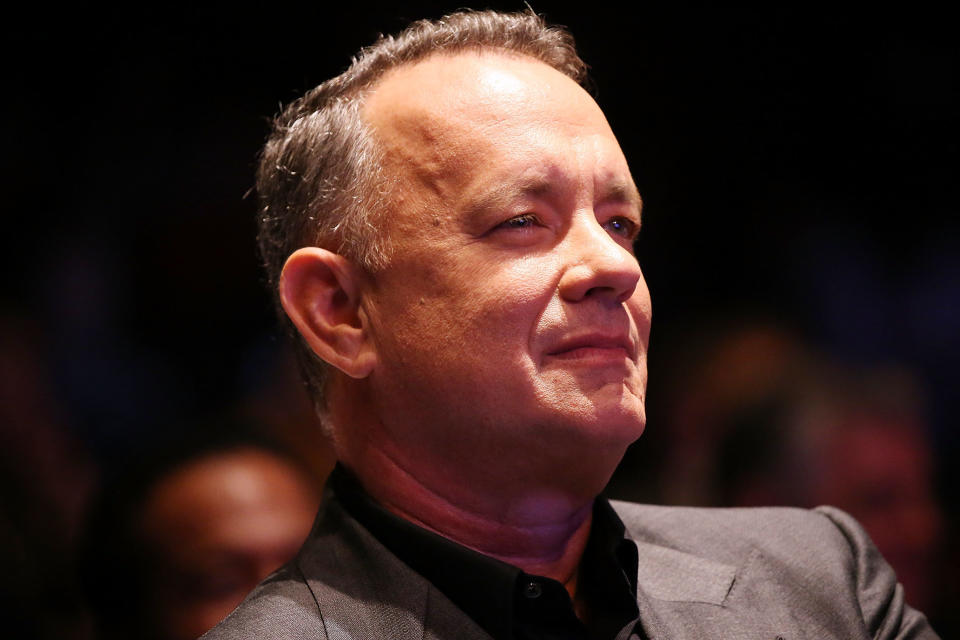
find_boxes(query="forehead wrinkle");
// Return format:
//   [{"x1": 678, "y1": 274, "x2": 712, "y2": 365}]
[
  {"x1": 366, "y1": 106, "x2": 471, "y2": 224},
  {"x1": 597, "y1": 179, "x2": 643, "y2": 220},
  {"x1": 464, "y1": 167, "x2": 565, "y2": 220}
]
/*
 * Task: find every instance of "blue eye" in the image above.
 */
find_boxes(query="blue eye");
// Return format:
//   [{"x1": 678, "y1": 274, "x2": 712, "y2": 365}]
[
  {"x1": 606, "y1": 217, "x2": 637, "y2": 238},
  {"x1": 500, "y1": 213, "x2": 539, "y2": 229}
]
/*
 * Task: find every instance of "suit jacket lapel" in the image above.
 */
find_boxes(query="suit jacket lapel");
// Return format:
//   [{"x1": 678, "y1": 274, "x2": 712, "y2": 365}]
[
  {"x1": 619, "y1": 510, "x2": 801, "y2": 640},
  {"x1": 632, "y1": 539, "x2": 737, "y2": 605},
  {"x1": 612, "y1": 501, "x2": 750, "y2": 640},
  {"x1": 422, "y1": 588, "x2": 493, "y2": 640},
  {"x1": 297, "y1": 495, "x2": 491, "y2": 640},
  {"x1": 298, "y1": 496, "x2": 429, "y2": 640},
  {"x1": 629, "y1": 540, "x2": 739, "y2": 640}
]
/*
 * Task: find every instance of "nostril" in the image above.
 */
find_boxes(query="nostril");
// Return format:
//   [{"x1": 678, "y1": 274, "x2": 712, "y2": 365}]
[
  {"x1": 582, "y1": 281, "x2": 637, "y2": 304},
  {"x1": 559, "y1": 259, "x2": 641, "y2": 302}
]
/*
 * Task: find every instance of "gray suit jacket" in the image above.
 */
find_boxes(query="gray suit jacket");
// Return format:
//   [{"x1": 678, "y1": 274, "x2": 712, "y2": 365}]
[{"x1": 202, "y1": 493, "x2": 938, "y2": 639}]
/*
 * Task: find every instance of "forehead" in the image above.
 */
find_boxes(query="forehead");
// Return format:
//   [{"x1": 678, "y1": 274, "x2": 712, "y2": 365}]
[
  {"x1": 363, "y1": 51, "x2": 636, "y2": 218},
  {"x1": 365, "y1": 51, "x2": 611, "y2": 148}
]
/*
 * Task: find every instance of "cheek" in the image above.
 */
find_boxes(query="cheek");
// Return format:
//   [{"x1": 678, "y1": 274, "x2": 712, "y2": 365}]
[
  {"x1": 449, "y1": 259, "x2": 555, "y2": 341},
  {"x1": 628, "y1": 281, "x2": 653, "y2": 343},
  {"x1": 378, "y1": 258, "x2": 553, "y2": 367}
]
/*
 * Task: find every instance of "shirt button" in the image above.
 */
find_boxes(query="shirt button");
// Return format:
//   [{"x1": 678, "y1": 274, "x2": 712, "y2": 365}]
[{"x1": 523, "y1": 581, "x2": 542, "y2": 599}]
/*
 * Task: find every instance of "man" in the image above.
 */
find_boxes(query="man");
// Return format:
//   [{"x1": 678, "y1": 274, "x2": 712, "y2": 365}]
[{"x1": 205, "y1": 9, "x2": 938, "y2": 640}]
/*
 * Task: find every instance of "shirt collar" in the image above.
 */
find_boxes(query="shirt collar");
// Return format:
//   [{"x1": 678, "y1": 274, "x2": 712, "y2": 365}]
[{"x1": 329, "y1": 463, "x2": 639, "y2": 640}]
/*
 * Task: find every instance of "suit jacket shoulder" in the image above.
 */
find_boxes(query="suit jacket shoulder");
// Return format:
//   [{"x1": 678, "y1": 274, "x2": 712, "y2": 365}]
[
  {"x1": 611, "y1": 501, "x2": 939, "y2": 639},
  {"x1": 201, "y1": 563, "x2": 325, "y2": 640},
  {"x1": 202, "y1": 493, "x2": 490, "y2": 640}
]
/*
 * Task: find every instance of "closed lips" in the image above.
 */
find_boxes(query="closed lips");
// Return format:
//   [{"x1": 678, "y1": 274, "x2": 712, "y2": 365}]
[{"x1": 547, "y1": 334, "x2": 633, "y2": 358}]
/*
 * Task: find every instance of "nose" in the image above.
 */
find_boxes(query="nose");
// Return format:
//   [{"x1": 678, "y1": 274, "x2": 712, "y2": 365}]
[{"x1": 558, "y1": 214, "x2": 643, "y2": 304}]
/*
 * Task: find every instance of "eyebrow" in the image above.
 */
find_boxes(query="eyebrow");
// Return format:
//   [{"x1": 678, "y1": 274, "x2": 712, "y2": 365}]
[
  {"x1": 597, "y1": 179, "x2": 643, "y2": 221},
  {"x1": 467, "y1": 170, "x2": 643, "y2": 220},
  {"x1": 465, "y1": 172, "x2": 556, "y2": 219}
]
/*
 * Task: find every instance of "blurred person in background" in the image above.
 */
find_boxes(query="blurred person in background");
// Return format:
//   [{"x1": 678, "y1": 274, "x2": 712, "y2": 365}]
[
  {"x1": 656, "y1": 319, "x2": 951, "y2": 632},
  {"x1": 0, "y1": 312, "x2": 97, "y2": 640},
  {"x1": 80, "y1": 428, "x2": 320, "y2": 640}
]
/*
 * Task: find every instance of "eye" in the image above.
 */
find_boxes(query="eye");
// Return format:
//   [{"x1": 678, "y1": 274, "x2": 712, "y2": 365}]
[
  {"x1": 497, "y1": 213, "x2": 540, "y2": 230},
  {"x1": 605, "y1": 216, "x2": 638, "y2": 239}
]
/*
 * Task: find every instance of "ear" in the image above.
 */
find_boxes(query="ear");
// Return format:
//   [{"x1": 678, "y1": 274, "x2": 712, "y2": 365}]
[{"x1": 278, "y1": 248, "x2": 376, "y2": 379}]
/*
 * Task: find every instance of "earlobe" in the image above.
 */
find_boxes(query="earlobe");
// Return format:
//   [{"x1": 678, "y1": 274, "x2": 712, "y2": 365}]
[{"x1": 279, "y1": 248, "x2": 376, "y2": 379}]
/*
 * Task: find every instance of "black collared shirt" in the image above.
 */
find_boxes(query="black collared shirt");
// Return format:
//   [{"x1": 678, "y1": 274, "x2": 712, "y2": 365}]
[{"x1": 329, "y1": 465, "x2": 643, "y2": 640}]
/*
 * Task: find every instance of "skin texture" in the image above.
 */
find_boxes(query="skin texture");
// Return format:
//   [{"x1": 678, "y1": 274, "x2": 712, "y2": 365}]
[
  {"x1": 281, "y1": 51, "x2": 651, "y2": 604},
  {"x1": 139, "y1": 449, "x2": 319, "y2": 640}
]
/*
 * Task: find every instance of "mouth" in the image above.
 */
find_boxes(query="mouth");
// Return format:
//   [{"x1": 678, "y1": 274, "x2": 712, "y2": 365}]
[{"x1": 546, "y1": 333, "x2": 635, "y2": 362}]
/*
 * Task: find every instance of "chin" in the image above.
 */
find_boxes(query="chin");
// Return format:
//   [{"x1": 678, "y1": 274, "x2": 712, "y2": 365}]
[
  {"x1": 597, "y1": 409, "x2": 646, "y2": 445},
  {"x1": 588, "y1": 381, "x2": 645, "y2": 423},
  {"x1": 554, "y1": 399, "x2": 646, "y2": 450}
]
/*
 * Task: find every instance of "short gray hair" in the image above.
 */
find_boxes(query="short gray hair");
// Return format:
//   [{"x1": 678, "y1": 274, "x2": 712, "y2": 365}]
[{"x1": 255, "y1": 9, "x2": 588, "y2": 422}]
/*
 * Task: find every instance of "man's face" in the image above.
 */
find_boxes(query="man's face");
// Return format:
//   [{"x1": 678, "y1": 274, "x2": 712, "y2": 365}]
[{"x1": 357, "y1": 53, "x2": 651, "y2": 487}]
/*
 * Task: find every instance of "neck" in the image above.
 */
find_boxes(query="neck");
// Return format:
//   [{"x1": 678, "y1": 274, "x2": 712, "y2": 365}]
[
  {"x1": 328, "y1": 382, "x2": 625, "y2": 593},
  {"x1": 342, "y1": 444, "x2": 597, "y2": 589}
]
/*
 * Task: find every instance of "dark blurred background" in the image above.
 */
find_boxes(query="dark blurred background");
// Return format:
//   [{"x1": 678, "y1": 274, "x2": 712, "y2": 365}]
[{"x1": 2, "y1": 2, "x2": 957, "y2": 638}]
